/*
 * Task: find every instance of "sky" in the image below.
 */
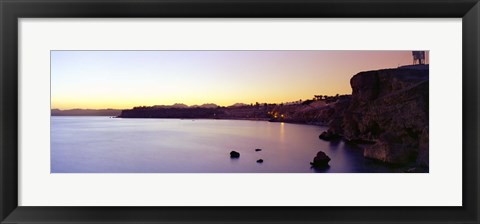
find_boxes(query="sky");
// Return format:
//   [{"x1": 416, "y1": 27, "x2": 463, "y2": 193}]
[{"x1": 51, "y1": 50, "x2": 429, "y2": 110}]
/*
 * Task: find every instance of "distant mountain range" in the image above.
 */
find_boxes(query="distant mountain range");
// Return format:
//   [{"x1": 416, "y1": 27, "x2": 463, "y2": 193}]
[{"x1": 152, "y1": 103, "x2": 219, "y2": 109}]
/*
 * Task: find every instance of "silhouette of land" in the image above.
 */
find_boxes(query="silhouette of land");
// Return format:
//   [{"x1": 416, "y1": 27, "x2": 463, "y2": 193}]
[{"x1": 51, "y1": 109, "x2": 122, "y2": 116}]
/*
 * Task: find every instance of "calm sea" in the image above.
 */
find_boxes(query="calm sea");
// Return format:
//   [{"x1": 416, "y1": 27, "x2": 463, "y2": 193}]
[{"x1": 51, "y1": 116, "x2": 396, "y2": 173}]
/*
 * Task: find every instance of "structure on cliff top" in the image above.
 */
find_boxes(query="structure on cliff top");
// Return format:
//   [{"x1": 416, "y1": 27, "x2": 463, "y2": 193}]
[{"x1": 412, "y1": 51, "x2": 426, "y2": 65}]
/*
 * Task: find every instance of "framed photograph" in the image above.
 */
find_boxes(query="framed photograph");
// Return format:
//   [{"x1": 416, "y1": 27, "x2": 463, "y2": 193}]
[{"x1": 1, "y1": 0, "x2": 479, "y2": 223}]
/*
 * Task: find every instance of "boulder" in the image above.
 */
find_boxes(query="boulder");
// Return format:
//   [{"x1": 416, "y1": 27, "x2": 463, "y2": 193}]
[
  {"x1": 310, "y1": 151, "x2": 331, "y2": 168},
  {"x1": 255, "y1": 148, "x2": 262, "y2": 152},
  {"x1": 256, "y1": 159, "x2": 264, "y2": 163},
  {"x1": 230, "y1": 151, "x2": 240, "y2": 158},
  {"x1": 319, "y1": 131, "x2": 340, "y2": 141}
]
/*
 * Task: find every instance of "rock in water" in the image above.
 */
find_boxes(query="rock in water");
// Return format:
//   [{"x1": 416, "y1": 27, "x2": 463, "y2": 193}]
[
  {"x1": 256, "y1": 159, "x2": 264, "y2": 163},
  {"x1": 310, "y1": 151, "x2": 331, "y2": 168},
  {"x1": 230, "y1": 151, "x2": 240, "y2": 158},
  {"x1": 255, "y1": 148, "x2": 262, "y2": 152},
  {"x1": 319, "y1": 131, "x2": 340, "y2": 141}
]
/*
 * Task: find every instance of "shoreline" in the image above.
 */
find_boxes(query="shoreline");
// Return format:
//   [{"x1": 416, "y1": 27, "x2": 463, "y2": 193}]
[
  {"x1": 52, "y1": 115, "x2": 329, "y2": 127},
  {"x1": 115, "y1": 116, "x2": 330, "y2": 127}
]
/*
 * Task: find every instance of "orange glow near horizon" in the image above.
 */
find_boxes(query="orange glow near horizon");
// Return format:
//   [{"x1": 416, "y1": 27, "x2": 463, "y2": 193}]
[{"x1": 51, "y1": 50, "x2": 429, "y2": 110}]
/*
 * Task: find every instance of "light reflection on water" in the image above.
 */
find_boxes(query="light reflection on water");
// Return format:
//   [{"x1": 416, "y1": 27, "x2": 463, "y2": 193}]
[{"x1": 51, "y1": 116, "x2": 396, "y2": 173}]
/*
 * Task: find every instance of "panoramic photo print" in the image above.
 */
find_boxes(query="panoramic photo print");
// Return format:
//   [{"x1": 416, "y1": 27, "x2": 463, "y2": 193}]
[{"x1": 51, "y1": 50, "x2": 429, "y2": 173}]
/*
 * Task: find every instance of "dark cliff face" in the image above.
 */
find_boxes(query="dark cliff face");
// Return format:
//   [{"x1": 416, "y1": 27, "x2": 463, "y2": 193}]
[{"x1": 329, "y1": 67, "x2": 429, "y2": 167}]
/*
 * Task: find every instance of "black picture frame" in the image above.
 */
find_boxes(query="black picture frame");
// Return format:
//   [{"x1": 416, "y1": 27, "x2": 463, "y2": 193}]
[{"x1": 1, "y1": 0, "x2": 479, "y2": 223}]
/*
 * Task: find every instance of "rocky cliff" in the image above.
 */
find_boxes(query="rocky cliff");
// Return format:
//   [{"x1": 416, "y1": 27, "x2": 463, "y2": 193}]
[{"x1": 327, "y1": 66, "x2": 429, "y2": 167}]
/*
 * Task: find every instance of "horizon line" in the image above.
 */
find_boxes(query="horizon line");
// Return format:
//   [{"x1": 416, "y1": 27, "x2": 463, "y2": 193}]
[{"x1": 51, "y1": 95, "x2": 351, "y2": 111}]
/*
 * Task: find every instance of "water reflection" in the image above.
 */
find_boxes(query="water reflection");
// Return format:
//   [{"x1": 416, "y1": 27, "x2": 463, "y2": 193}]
[
  {"x1": 51, "y1": 117, "x2": 400, "y2": 173},
  {"x1": 311, "y1": 165, "x2": 331, "y2": 173},
  {"x1": 278, "y1": 122, "x2": 285, "y2": 142},
  {"x1": 328, "y1": 139, "x2": 341, "y2": 147}
]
